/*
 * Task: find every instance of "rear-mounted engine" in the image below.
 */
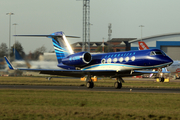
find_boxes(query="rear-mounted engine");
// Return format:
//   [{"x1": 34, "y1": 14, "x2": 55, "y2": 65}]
[{"x1": 62, "y1": 52, "x2": 92, "y2": 67}]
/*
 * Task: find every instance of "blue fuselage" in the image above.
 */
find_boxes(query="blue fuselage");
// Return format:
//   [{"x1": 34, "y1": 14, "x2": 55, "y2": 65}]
[{"x1": 57, "y1": 49, "x2": 173, "y2": 72}]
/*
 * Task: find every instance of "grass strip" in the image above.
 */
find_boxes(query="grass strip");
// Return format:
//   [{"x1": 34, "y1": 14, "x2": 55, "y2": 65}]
[
  {"x1": 0, "y1": 89, "x2": 180, "y2": 120},
  {"x1": 1, "y1": 76, "x2": 180, "y2": 89}
]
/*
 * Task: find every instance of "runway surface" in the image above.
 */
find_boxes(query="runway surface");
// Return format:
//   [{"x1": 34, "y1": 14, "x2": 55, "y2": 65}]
[{"x1": 0, "y1": 85, "x2": 180, "y2": 93}]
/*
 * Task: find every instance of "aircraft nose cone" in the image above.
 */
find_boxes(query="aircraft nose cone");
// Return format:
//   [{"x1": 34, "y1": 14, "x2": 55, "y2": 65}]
[{"x1": 165, "y1": 56, "x2": 173, "y2": 66}]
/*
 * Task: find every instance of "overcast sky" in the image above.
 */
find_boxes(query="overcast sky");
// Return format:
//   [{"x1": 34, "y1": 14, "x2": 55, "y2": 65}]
[{"x1": 1, "y1": 0, "x2": 180, "y2": 53}]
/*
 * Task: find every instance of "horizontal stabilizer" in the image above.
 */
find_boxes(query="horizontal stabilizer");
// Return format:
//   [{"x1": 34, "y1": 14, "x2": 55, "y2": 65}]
[{"x1": 14, "y1": 35, "x2": 80, "y2": 38}]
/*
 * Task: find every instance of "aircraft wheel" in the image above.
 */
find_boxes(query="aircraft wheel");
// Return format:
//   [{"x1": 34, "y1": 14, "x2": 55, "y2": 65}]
[
  {"x1": 86, "y1": 82, "x2": 91, "y2": 88},
  {"x1": 160, "y1": 78, "x2": 164, "y2": 82},
  {"x1": 91, "y1": 82, "x2": 94, "y2": 88},
  {"x1": 118, "y1": 82, "x2": 122, "y2": 89},
  {"x1": 114, "y1": 82, "x2": 122, "y2": 89},
  {"x1": 86, "y1": 82, "x2": 94, "y2": 88},
  {"x1": 114, "y1": 82, "x2": 120, "y2": 89}
]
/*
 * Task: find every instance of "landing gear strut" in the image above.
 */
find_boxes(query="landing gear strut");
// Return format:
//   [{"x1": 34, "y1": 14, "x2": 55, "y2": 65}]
[{"x1": 114, "y1": 77, "x2": 123, "y2": 89}]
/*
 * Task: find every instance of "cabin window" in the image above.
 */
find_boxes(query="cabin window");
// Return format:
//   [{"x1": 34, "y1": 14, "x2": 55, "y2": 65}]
[
  {"x1": 119, "y1": 57, "x2": 123, "y2": 62},
  {"x1": 125, "y1": 57, "x2": 129, "y2": 62},
  {"x1": 101, "y1": 59, "x2": 106, "y2": 64},
  {"x1": 113, "y1": 58, "x2": 117, "y2": 63},
  {"x1": 131, "y1": 56, "x2": 135, "y2": 61},
  {"x1": 107, "y1": 58, "x2": 112, "y2": 63}
]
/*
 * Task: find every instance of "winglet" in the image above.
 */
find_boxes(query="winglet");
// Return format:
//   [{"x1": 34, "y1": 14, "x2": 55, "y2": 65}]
[{"x1": 4, "y1": 56, "x2": 15, "y2": 70}]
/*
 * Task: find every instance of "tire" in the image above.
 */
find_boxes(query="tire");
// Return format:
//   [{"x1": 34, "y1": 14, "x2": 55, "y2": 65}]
[
  {"x1": 114, "y1": 82, "x2": 119, "y2": 89},
  {"x1": 86, "y1": 82, "x2": 91, "y2": 88},
  {"x1": 91, "y1": 82, "x2": 94, "y2": 88},
  {"x1": 118, "y1": 82, "x2": 122, "y2": 89},
  {"x1": 86, "y1": 82, "x2": 94, "y2": 88},
  {"x1": 160, "y1": 78, "x2": 164, "y2": 82},
  {"x1": 114, "y1": 82, "x2": 122, "y2": 89}
]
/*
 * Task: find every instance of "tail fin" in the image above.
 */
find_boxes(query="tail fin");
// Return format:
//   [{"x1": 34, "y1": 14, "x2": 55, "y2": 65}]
[
  {"x1": 14, "y1": 31, "x2": 80, "y2": 64},
  {"x1": 138, "y1": 41, "x2": 149, "y2": 50},
  {"x1": 50, "y1": 32, "x2": 74, "y2": 63},
  {"x1": 13, "y1": 48, "x2": 23, "y2": 60},
  {"x1": 4, "y1": 56, "x2": 15, "y2": 70},
  {"x1": 13, "y1": 48, "x2": 32, "y2": 68}
]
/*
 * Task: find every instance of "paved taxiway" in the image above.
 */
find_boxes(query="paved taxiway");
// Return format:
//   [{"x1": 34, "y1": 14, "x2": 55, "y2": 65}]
[{"x1": 0, "y1": 85, "x2": 180, "y2": 93}]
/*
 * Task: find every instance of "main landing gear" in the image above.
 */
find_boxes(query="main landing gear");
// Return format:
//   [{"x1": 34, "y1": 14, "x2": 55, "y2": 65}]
[
  {"x1": 86, "y1": 81, "x2": 94, "y2": 88},
  {"x1": 85, "y1": 75, "x2": 94, "y2": 89},
  {"x1": 85, "y1": 75, "x2": 124, "y2": 89},
  {"x1": 114, "y1": 77, "x2": 124, "y2": 89}
]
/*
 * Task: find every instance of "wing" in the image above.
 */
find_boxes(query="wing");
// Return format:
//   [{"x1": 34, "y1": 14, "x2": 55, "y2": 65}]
[{"x1": 134, "y1": 69, "x2": 170, "y2": 74}]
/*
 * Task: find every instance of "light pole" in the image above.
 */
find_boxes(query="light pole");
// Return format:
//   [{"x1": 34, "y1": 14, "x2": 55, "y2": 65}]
[
  {"x1": 88, "y1": 22, "x2": 93, "y2": 52},
  {"x1": 139, "y1": 25, "x2": 144, "y2": 41},
  {"x1": 13, "y1": 23, "x2": 17, "y2": 60},
  {"x1": 102, "y1": 37, "x2": 105, "y2": 53},
  {"x1": 6, "y1": 13, "x2": 14, "y2": 61}
]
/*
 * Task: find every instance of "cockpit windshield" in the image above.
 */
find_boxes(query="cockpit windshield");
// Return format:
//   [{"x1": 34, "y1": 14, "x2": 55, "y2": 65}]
[{"x1": 150, "y1": 51, "x2": 166, "y2": 56}]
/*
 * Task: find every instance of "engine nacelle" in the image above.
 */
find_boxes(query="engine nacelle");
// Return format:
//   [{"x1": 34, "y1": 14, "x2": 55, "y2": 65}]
[{"x1": 62, "y1": 52, "x2": 92, "y2": 67}]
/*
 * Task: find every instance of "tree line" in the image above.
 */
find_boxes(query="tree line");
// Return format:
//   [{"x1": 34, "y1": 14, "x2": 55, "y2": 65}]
[
  {"x1": 0, "y1": 42, "x2": 114, "y2": 61},
  {"x1": 0, "y1": 42, "x2": 47, "y2": 60}
]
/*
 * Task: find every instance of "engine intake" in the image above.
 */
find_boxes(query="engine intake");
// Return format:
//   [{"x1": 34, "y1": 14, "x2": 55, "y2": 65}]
[{"x1": 62, "y1": 52, "x2": 92, "y2": 67}]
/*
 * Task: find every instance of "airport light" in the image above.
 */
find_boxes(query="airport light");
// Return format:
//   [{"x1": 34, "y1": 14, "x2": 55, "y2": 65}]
[
  {"x1": 13, "y1": 23, "x2": 17, "y2": 60},
  {"x1": 6, "y1": 13, "x2": 14, "y2": 61},
  {"x1": 139, "y1": 25, "x2": 144, "y2": 41}
]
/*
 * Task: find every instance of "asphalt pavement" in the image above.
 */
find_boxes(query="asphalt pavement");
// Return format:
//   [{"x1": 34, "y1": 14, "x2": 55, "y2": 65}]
[{"x1": 0, "y1": 85, "x2": 180, "y2": 93}]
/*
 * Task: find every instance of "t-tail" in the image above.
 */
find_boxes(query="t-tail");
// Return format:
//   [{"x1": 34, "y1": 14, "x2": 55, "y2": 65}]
[
  {"x1": 14, "y1": 31, "x2": 80, "y2": 64},
  {"x1": 50, "y1": 32, "x2": 74, "y2": 63}
]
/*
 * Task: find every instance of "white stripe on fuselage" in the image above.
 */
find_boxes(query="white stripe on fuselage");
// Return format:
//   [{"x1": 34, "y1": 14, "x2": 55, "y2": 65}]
[{"x1": 81, "y1": 62, "x2": 171, "y2": 71}]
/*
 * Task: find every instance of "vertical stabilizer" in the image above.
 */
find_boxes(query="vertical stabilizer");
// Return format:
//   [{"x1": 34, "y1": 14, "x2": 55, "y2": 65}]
[
  {"x1": 50, "y1": 32, "x2": 74, "y2": 63},
  {"x1": 138, "y1": 41, "x2": 149, "y2": 50}
]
